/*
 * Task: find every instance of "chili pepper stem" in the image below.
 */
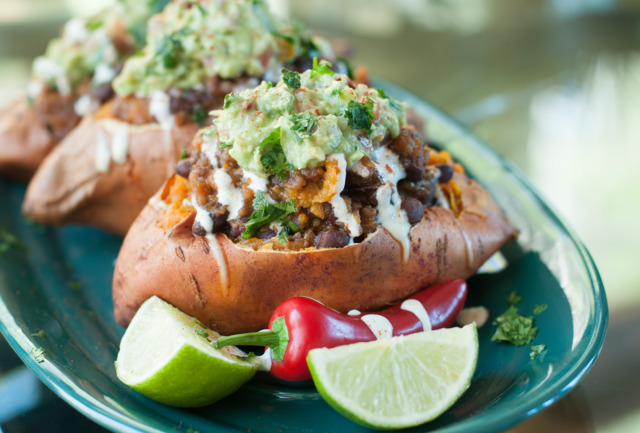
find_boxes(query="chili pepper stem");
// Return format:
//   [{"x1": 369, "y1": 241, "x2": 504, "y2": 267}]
[{"x1": 213, "y1": 330, "x2": 280, "y2": 349}]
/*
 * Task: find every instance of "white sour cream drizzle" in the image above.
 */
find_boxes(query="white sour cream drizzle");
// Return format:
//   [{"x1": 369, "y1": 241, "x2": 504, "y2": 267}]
[
  {"x1": 93, "y1": 62, "x2": 116, "y2": 86},
  {"x1": 244, "y1": 170, "x2": 268, "y2": 193},
  {"x1": 400, "y1": 299, "x2": 432, "y2": 332},
  {"x1": 95, "y1": 131, "x2": 111, "y2": 173},
  {"x1": 371, "y1": 147, "x2": 411, "y2": 262},
  {"x1": 110, "y1": 124, "x2": 130, "y2": 164},
  {"x1": 361, "y1": 314, "x2": 393, "y2": 339},
  {"x1": 32, "y1": 57, "x2": 70, "y2": 96},
  {"x1": 73, "y1": 94, "x2": 100, "y2": 116},
  {"x1": 193, "y1": 201, "x2": 214, "y2": 232},
  {"x1": 149, "y1": 90, "x2": 175, "y2": 131},
  {"x1": 214, "y1": 170, "x2": 244, "y2": 219},
  {"x1": 328, "y1": 154, "x2": 362, "y2": 238},
  {"x1": 205, "y1": 234, "x2": 229, "y2": 296}
]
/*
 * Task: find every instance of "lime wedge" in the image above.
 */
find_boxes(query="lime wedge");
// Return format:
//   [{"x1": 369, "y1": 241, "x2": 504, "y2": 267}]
[
  {"x1": 115, "y1": 296, "x2": 259, "y2": 408},
  {"x1": 307, "y1": 324, "x2": 478, "y2": 429}
]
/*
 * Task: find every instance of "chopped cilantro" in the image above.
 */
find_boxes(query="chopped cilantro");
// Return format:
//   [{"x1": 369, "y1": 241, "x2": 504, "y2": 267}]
[
  {"x1": 278, "y1": 220, "x2": 300, "y2": 243},
  {"x1": 243, "y1": 191, "x2": 295, "y2": 239},
  {"x1": 310, "y1": 58, "x2": 335, "y2": 78},
  {"x1": 195, "y1": 329, "x2": 209, "y2": 339},
  {"x1": 533, "y1": 304, "x2": 548, "y2": 315},
  {"x1": 156, "y1": 34, "x2": 183, "y2": 69},
  {"x1": 344, "y1": 98, "x2": 375, "y2": 132},
  {"x1": 282, "y1": 69, "x2": 301, "y2": 90},
  {"x1": 530, "y1": 344, "x2": 546, "y2": 360},
  {"x1": 192, "y1": 107, "x2": 207, "y2": 125},
  {"x1": 259, "y1": 127, "x2": 292, "y2": 180},
  {"x1": 148, "y1": 0, "x2": 171, "y2": 14},
  {"x1": 85, "y1": 18, "x2": 103, "y2": 32},
  {"x1": 491, "y1": 306, "x2": 537, "y2": 346},
  {"x1": 218, "y1": 141, "x2": 233, "y2": 150},
  {"x1": 66, "y1": 281, "x2": 82, "y2": 290},
  {"x1": 31, "y1": 330, "x2": 47, "y2": 338},
  {"x1": 376, "y1": 88, "x2": 402, "y2": 111},
  {"x1": 0, "y1": 230, "x2": 26, "y2": 253},
  {"x1": 290, "y1": 112, "x2": 317, "y2": 140},
  {"x1": 506, "y1": 291, "x2": 522, "y2": 306},
  {"x1": 224, "y1": 93, "x2": 241, "y2": 109},
  {"x1": 180, "y1": 146, "x2": 188, "y2": 160},
  {"x1": 31, "y1": 347, "x2": 45, "y2": 363}
]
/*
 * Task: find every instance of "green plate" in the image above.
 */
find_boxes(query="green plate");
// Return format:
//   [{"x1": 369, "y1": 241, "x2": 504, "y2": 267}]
[{"x1": 0, "y1": 82, "x2": 607, "y2": 433}]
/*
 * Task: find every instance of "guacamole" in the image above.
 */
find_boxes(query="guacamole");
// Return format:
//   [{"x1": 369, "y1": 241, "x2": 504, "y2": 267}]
[
  {"x1": 204, "y1": 62, "x2": 407, "y2": 174},
  {"x1": 113, "y1": 0, "x2": 318, "y2": 97},
  {"x1": 31, "y1": 0, "x2": 170, "y2": 94}
]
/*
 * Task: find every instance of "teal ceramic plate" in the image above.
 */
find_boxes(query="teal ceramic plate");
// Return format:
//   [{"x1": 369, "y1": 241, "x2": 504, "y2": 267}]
[{"x1": 0, "y1": 82, "x2": 607, "y2": 433}]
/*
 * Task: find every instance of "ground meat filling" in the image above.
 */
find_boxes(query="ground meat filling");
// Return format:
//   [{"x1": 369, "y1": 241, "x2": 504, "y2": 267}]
[{"x1": 179, "y1": 127, "x2": 442, "y2": 251}]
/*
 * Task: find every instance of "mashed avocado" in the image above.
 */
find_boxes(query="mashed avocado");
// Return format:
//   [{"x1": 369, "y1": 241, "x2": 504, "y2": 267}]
[
  {"x1": 31, "y1": 0, "x2": 170, "y2": 93},
  {"x1": 204, "y1": 61, "x2": 407, "y2": 174},
  {"x1": 114, "y1": 0, "x2": 313, "y2": 97}
]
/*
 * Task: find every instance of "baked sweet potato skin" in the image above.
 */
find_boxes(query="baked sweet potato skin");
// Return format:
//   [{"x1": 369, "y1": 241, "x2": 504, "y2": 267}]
[
  {"x1": 0, "y1": 98, "x2": 55, "y2": 182},
  {"x1": 22, "y1": 111, "x2": 199, "y2": 235},
  {"x1": 113, "y1": 172, "x2": 517, "y2": 335}
]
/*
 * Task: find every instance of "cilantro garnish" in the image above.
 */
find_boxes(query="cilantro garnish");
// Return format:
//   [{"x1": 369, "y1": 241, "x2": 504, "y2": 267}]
[
  {"x1": 506, "y1": 291, "x2": 522, "y2": 306},
  {"x1": 0, "y1": 230, "x2": 26, "y2": 254},
  {"x1": 344, "y1": 98, "x2": 375, "y2": 132},
  {"x1": 278, "y1": 220, "x2": 300, "y2": 243},
  {"x1": 259, "y1": 127, "x2": 292, "y2": 180},
  {"x1": 282, "y1": 69, "x2": 301, "y2": 90},
  {"x1": 31, "y1": 347, "x2": 45, "y2": 363},
  {"x1": 243, "y1": 191, "x2": 295, "y2": 239},
  {"x1": 290, "y1": 112, "x2": 317, "y2": 140},
  {"x1": 310, "y1": 58, "x2": 335, "y2": 78},
  {"x1": 376, "y1": 88, "x2": 402, "y2": 111},
  {"x1": 224, "y1": 93, "x2": 241, "y2": 109},
  {"x1": 149, "y1": 0, "x2": 172, "y2": 14},
  {"x1": 192, "y1": 107, "x2": 207, "y2": 125},
  {"x1": 491, "y1": 292, "x2": 547, "y2": 349},
  {"x1": 156, "y1": 34, "x2": 183, "y2": 69},
  {"x1": 180, "y1": 146, "x2": 188, "y2": 160},
  {"x1": 530, "y1": 344, "x2": 546, "y2": 360},
  {"x1": 218, "y1": 141, "x2": 233, "y2": 150}
]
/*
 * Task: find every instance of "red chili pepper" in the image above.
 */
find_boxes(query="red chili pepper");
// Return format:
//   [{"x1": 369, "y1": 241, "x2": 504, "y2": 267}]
[{"x1": 214, "y1": 279, "x2": 467, "y2": 382}]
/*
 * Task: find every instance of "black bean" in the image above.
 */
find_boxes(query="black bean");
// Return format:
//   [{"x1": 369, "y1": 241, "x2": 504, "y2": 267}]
[
  {"x1": 315, "y1": 230, "x2": 350, "y2": 249},
  {"x1": 256, "y1": 227, "x2": 277, "y2": 239},
  {"x1": 225, "y1": 220, "x2": 245, "y2": 239},
  {"x1": 90, "y1": 82, "x2": 115, "y2": 103},
  {"x1": 192, "y1": 221, "x2": 207, "y2": 237},
  {"x1": 401, "y1": 197, "x2": 424, "y2": 224},
  {"x1": 175, "y1": 158, "x2": 193, "y2": 178},
  {"x1": 437, "y1": 164, "x2": 454, "y2": 184},
  {"x1": 209, "y1": 205, "x2": 229, "y2": 233}
]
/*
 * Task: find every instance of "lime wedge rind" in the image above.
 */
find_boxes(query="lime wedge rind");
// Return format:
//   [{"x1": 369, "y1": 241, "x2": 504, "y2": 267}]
[
  {"x1": 115, "y1": 296, "x2": 259, "y2": 408},
  {"x1": 307, "y1": 324, "x2": 478, "y2": 430}
]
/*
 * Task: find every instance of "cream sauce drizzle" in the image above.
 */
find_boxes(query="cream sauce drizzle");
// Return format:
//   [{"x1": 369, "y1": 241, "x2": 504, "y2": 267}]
[
  {"x1": 328, "y1": 154, "x2": 362, "y2": 238},
  {"x1": 243, "y1": 170, "x2": 268, "y2": 193},
  {"x1": 371, "y1": 147, "x2": 411, "y2": 262},
  {"x1": 400, "y1": 299, "x2": 432, "y2": 332},
  {"x1": 149, "y1": 90, "x2": 175, "y2": 131},
  {"x1": 361, "y1": 314, "x2": 393, "y2": 339},
  {"x1": 193, "y1": 202, "x2": 214, "y2": 232},
  {"x1": 205, "y1": 234, "x2": 229, "y2": 297},
  {"x1": 213, "y1": 170, "x2": 244, "y2": 219},
  {"x1": 95, "y1": 131, "x2": 110, "y2": 173},
  {"x1": 110, "y1": 124, "x2": 130, "y2": 164}
]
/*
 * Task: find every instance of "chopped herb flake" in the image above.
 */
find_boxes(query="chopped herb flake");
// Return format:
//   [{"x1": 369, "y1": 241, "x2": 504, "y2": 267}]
[
  {"x1": 192, "y1": 107, "x2": 207, "y2": 125},
  {"x1": 530, "y1": 344, "x2": 546, "y2": 360},
  {"x1": 31, "y1": 347, "x2": 45, "y2": 363},
  {"x1": 195, "y1": 329, "x2": 209, "y2": 339},
  {"x1": 278, "y1": 220, "x2": 300, "y2": 243},
  {"x1": 224, "y1": 93, "x2": 241, "y2": 109},
  {"x1": 218, "y1": 141, "x2": 233, "y2": 150},
  {"x1": 0, "y1": 230, "x2": 26, "y2": 253},
  {"x1": 243, "y1": 191, "x2": 295, "y2": 239},
  {"x1": 282, "y1": 68, "x2": 301, "y2": 90},
  {"x1": 290, "y1": 112, "x2": 317, "y2": 140},
  {"x1": 533, "y1": 304, "x2": 548, "y2": 315},
  {"x1": 180, "y1": 147, "x2": 188, "y2": 160},
  {"x1": 506, "y1": 291, "x2": 522, "y2": 306},
  {"x1": 344, "y1": 98, "x2": 375, "y2": 132},
  {"x1": 491, "y1": 306, "x2": 538, "y2": 346},
  {"x1": 310, "y1": 58, "x2": 335, "y2": 78},
  {"x1": 156, "y1": 34, "x2": 183, "y2": 69},
  {"x1": 259, "y1": 127, "x2": 292, "y2": 180}
]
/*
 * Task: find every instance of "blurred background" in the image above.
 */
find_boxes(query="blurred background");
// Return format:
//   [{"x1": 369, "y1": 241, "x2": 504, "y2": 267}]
[{"x1": 0, "y1": 0, "x2": 638, "y2": 432}]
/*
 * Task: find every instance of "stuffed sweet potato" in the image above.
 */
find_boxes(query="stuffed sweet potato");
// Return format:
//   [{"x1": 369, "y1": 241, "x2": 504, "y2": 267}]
[
  {"x1": 22, "y1": 0, "x2": 357, "y2": 236},
  {"x1": 0, "y1": 0, "x2": 170, "y2": 181},
  {"x1": 113, "y1": 65, "x2": 517, "y2": 335}
]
